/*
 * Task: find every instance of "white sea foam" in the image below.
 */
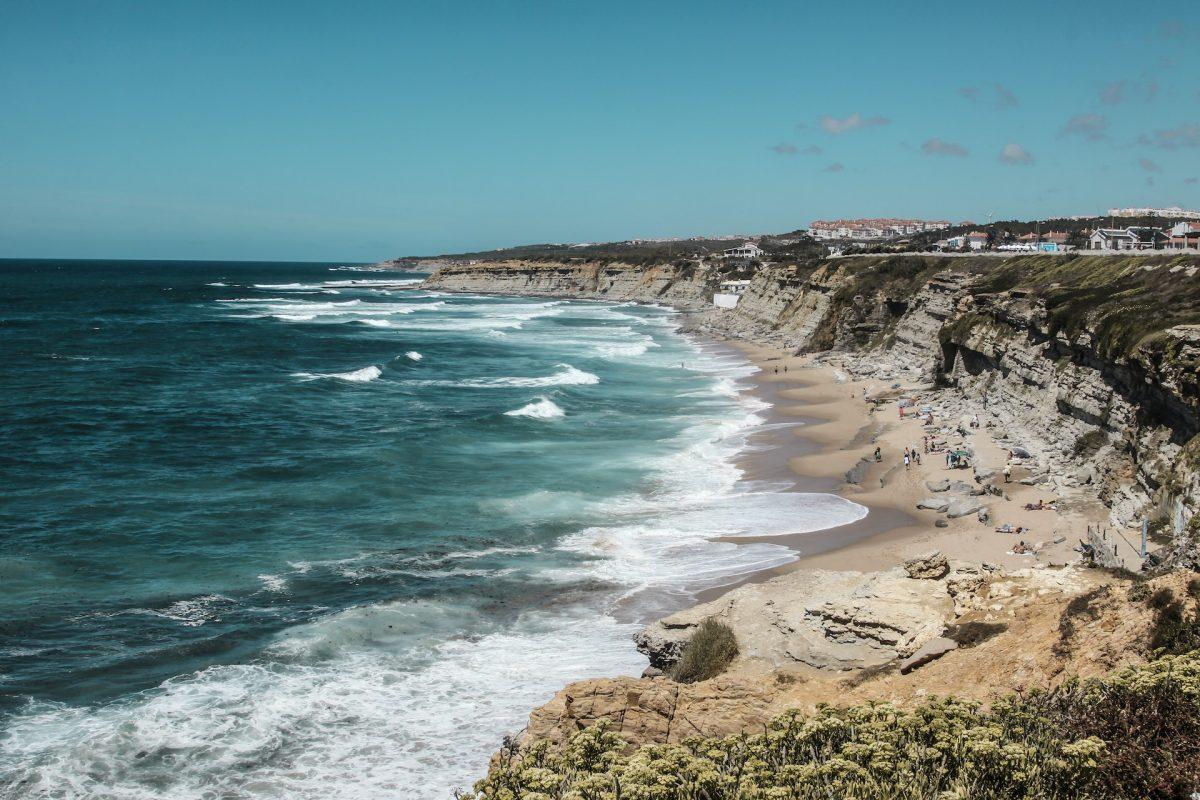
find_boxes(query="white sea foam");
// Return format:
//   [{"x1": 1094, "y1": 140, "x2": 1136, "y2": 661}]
[
  {"x1": 0, "y1": 605, "x2": 643, "y2": 800},
  {"x1": 252, "y1": 282, "x2": 326, "y2": 290},
  {"x1": 504, "y1": 397, "x2": 565, "y2": 419},
  {"x1": 410, "y1": 364, "x2": 598, "y2": 389},
  {"x1": 258, "y1": 574, "x2": 288, "y2": 593},
  {"x1": 405, "y1": 351, "x2": 422, "y2": 361},
  {"x1": 292, "y1": 365, "x2": 382, "y2": 383},
  {"x1": 323, "y1": 278, "x2": 425, "y2": 288},
  {"x1": 144, "y1": 595, "x2": 234, "y2": 627},
  {"x1": 204, "y1": 282, "x2": 228, "y2": 287}
]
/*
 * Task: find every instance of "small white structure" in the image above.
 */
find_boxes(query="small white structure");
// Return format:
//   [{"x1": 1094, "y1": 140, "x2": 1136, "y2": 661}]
[
  {"x1": 713, "y1": 279, "x2": 751, "y2": 309},
  {"x1": 721, "y1": 242, "x2": 764, "y2": 260},
  {"x1": 1089, "y1": 228, "x2": 1137, "y2": 250}
]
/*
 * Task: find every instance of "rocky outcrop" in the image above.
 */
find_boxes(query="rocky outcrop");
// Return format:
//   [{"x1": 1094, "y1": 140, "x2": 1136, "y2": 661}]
[
  {"x1": 903, "y1": 551, "x2": 950, "y2": 580},
  {"x1": 524, "y1": 674, "x2": 777, "y2": 749},
  {"x1": 635, "y1": 568, "x2": 957, "y2": 672},
  {"x1": 514, "y1": 566, "x2": 1188, "y2": 754}
]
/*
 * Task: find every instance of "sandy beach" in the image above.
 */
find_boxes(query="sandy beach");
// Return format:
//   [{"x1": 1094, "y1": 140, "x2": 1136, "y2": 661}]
[{"x1": 709, "y1": 338, "x2": 1096, "y2": 595}]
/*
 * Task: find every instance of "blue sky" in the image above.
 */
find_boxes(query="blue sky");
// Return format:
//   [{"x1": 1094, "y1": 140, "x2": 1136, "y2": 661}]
[{"x1": 1, "y1": 0, "x2": 1197, "y2": 261}]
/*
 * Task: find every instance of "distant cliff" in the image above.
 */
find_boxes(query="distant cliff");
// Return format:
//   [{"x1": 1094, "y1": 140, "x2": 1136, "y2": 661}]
[{"x1": 424, "y1": 253, "x2": 1200, "y2": 566}]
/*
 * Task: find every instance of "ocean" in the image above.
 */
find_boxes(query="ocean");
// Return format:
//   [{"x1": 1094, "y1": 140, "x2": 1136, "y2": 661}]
[{"x1": 0, "y1": 259, "x2": 866, "y2": 798}]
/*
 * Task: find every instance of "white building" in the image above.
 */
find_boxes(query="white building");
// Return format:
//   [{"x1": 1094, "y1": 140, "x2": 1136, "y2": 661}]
[
  {"x1": 808, "y1": 218, "x2": 951, "y2": 241},
  {"x1": 721, "y1": 242, "x2": 765, "y2": 259},
  {"x1": 1089, "y1": 227, "x2": 1169, "y2": 250},
  {"x1": 713, "y1": 279, "x2": 751, "y2": 309},
  {"x1": 1106, "y1": 206, "x2": 1200, "y2": 220},
  {"x1": 941, "y1": 231, "x2": 988, "y2": 251}
]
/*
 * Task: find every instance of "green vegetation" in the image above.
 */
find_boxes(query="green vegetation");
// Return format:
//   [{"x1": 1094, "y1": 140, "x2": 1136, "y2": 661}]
[
  {"x1": 463, "y1": 650, "x2": 1200, "y2": 799},
  {"x1": 975, "y1": 254, "x2": 1200, "y2": 360},
  {"x1": 396, "y1": 233, "x2": 825, "y2": 267},
  {"x1": 669, "y1": 619, "x2": 739, "y2": 684}
]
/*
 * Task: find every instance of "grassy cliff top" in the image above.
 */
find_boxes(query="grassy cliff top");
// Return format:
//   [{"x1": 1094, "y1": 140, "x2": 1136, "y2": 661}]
[{"x1": 465, "y1": 646, "x2": 1200, "y2": 800}]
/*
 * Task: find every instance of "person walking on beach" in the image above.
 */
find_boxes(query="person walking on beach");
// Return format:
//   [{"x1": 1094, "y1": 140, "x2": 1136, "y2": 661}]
[
  {"x1": 945, "y1": 451, "x2": 952, "y2": 468},
  {"x1": 873, "y1": 446, "x2": 881, "y2": 462},
  {"x1": 1003, "y1": 464, "x2": 1012, "y2": 483},
  {"x1": 903, "y1": 453, "x2": 911, "y2": 469}
]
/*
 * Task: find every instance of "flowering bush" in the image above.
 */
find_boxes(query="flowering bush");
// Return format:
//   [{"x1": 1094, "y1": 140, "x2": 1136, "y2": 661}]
[{"x1": 461, "y1": 650, "x2": 1200, "y2": 800}]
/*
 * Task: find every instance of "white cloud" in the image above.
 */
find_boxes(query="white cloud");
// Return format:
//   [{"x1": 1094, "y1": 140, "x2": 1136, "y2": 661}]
[
  {"x1": 998, "y1": 143, "x2": 1034, "y2": 165},
  {"x1": 921, "y1": 138, "x2": 968, "y2": 157},
  {"x1": 1060, "y1": 113, "x2": 1109, "y2": 141},
  {"x1": 819, "y1": 113, "x2": 890, "y2": 135}
]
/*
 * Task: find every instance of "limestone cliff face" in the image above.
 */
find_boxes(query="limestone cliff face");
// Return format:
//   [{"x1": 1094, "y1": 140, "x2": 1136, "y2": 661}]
[
  {"x1": 422, "y1": 255, "x2": 1200, "y2": 563},
  {"x1": 421, "y1": 259, "x2": 716, "y2": 308}
]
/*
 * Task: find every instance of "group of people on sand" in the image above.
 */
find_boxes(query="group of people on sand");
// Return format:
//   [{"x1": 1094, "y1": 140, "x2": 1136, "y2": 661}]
[
  {"x1": 902, "y1": 446, "x2": 922, "y2": 469},
  {"x1": 945, "y1": 450, "x2": 969, "y2": 469}
]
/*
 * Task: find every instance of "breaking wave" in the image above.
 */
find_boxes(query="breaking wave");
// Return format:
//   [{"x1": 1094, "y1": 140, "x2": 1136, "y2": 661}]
[
  {"x1": 292, "y1": 365, "x2": 382, "y2": 383},
  {"x1": 504, "y1": 397, "x2": 565, "y2": 419}
]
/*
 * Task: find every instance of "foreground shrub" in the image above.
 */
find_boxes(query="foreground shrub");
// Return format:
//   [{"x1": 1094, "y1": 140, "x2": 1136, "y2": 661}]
[
  {"x1": 461, "y1": 650, "x2": 1200, "y2": 799},
  {"x1": 669, "y1": 618, "x2": 738, "y2": 684}
]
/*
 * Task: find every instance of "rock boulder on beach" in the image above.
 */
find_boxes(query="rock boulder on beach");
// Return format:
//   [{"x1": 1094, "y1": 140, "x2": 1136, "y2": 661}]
[
  {"x1": 947, "y1": 500, "x2": 984, "y2": 519},
  {"x1": 903, "y1": 551, "x2": 950, "y2": 580}
]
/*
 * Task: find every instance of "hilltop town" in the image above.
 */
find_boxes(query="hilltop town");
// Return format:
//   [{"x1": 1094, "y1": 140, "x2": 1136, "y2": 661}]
[{"x1": 381, "y1": 206, "x2": 1200, "y2": 273}]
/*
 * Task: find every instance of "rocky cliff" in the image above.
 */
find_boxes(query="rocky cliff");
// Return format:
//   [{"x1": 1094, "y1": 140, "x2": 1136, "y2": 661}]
[{"x1": 424, "y1": 253, "x2": 1200, "y2": 563}]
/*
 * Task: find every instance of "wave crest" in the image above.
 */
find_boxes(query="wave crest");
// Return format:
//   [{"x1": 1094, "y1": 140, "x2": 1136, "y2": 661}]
[
  {"x1": 292, "y1": 366, "x2": 382, "y2": 383},
  {"x1": 504, "y1": 398, "x2": 564, "y2": 419}
]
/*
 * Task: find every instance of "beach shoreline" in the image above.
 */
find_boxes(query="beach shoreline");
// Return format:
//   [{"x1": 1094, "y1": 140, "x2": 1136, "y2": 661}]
[{"x1": 690, "y1": 334, "x2": 1089, "y2": 606}]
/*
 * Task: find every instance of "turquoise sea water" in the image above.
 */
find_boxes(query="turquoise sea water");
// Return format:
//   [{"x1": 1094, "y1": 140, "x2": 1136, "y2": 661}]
[{"x1": 0, "y1": 260, "x2": 865, "y2": 798}]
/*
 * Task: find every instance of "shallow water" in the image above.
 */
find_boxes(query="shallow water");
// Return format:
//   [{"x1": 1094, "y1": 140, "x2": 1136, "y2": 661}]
[{"x1": 0, "y1": 259, "x2": 864, "y2": 798}]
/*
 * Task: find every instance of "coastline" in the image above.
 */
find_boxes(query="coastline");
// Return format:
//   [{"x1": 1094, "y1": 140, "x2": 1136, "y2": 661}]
[{"x1": 690, "y1": 335, "x2": 1087, "y2": 606}]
